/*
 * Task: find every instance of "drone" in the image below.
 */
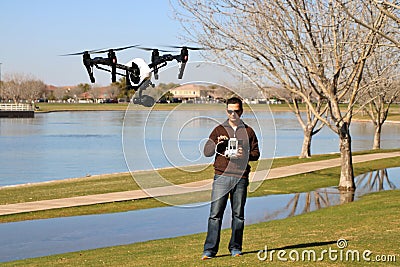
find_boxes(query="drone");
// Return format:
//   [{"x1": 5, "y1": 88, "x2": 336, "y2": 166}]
[{"x1": 62, "y1": 45, "x2": 204, "y2": 107}]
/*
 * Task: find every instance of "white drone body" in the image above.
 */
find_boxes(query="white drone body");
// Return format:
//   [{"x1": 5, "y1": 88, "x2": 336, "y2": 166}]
[{"x1": 125, "y1": 58, "x2": 152, "y2": 85}]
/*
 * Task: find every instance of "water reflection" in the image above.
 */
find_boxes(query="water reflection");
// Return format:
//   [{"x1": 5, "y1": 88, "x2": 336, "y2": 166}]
[
  {"x1": 0, "y1": 167, "x2": 399, "y2": 263},
  {"x1": 256, "y1": 168, "x2": 399, "y2": 224},
  {"x1": 356, "y1": 169, "x2": 397, "y2": 193}
]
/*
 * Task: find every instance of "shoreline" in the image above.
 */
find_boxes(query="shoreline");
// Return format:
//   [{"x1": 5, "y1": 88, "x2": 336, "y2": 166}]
[
  {"x1": 34, "y1": 102, "x2": 400, "y2": 122},
  {"x1": 0, "y1": 171, "x2": 132, "y2": 190}
]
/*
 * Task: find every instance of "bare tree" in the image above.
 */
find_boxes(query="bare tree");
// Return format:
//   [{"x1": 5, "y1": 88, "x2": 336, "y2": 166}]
[
  {"x1": 174, "y1": 0, "x2": 387, "y2": 191},
  {"x1": 2, "y1": 73, "x2": 45, "y2": 103},
  {"x1": 91, "y1": 84, "x2": 103, "y2": 101},
  {"x1": 48, "y1": 87, "x2": 65, "y2": 101},
  {"x1": 24, "y1": 79, "x2": 46, "y2": 102},
  {"x1": 338, "y1": 0, "x2": 400, "y2": 49},
  {"x1": 273, "y1": 88, "x2": 328, "y2": 158},
  {"x1": 103, "y1": 83, "x2": 120, "y2": 100},
  {"x1": 265, "y1": 86, "x2": 327, "y2": 158},
  {"x1": 357, "y1": 45, "x2": 400, "y2": 149},
  {"x1": 2, "y1": 73, "x2": 25, "y2": 103},
  {"x1": 340, "y1": 0, "x2": 400, "y2": 150}
]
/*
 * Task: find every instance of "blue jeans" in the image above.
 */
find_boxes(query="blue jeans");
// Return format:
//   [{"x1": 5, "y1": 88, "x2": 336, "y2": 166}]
[{"x1": 203, "y1": 174, "x2": 249, "y2": 255}]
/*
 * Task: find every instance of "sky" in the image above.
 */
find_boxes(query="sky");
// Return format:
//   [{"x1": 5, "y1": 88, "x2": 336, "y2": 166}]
[{"x1": 0, "y1": 0, "x2": 200, "y2": 86}]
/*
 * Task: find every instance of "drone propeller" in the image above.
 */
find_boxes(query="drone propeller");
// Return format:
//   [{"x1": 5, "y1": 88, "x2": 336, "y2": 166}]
[
  {"x1": 92, "y1": 44, "x2": 140, "y2": 54},
  {"x1": 163, "y1": 45, "x2": 208, "y2": 51},
  {"x1": 60, "y1": 45, "x2": 140, "y2": 56},
  {"x1": 60, "y1": 48, "x2": 103, "y2": 56},
  {"x1": 135, "y1": 46, "x2": 174, "y2": 52}
]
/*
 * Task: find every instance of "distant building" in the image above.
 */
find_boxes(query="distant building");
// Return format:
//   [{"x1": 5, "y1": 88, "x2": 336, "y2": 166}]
[
  {"x1": 168, "y1": 84, "x2": 233, "y2": 103},
  {"x1": 169, "y1": 84, "x2": 204, "y2": 100}
]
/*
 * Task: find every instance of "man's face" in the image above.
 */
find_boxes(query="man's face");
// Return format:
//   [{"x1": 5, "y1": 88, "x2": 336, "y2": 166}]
[{"x1": 226, "y1": 103, "x2": 243, "y2": 124}]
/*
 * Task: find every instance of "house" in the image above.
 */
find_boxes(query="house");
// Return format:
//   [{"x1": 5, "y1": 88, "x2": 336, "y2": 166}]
[
  {"x1": 168, "y1": 84, "x2": 234, "y2": 103},
  {"x1": 169, "y1": 84, "x2": 204, "y2": 100}
]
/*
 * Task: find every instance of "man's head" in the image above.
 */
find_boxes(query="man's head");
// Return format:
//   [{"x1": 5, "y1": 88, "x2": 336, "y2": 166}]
[{"x1": 226, "y1": 97, "x2": 243, "y2": 125}]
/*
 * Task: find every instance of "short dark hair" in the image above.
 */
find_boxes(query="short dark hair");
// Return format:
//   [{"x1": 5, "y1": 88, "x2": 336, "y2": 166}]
[{"x1": 226, "y1": 97, "x2": 243, "y2": 110}]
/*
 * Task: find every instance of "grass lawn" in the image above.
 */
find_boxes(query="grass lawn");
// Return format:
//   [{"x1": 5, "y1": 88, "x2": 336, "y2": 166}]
[
  {"x1": 35, "y1": 103, "x2": 400, "y2": 120},
  {"x1": 3, "y1": 189, "x2": 399, "y2": 266},
  {"x1": 35, "y1": 103, "x2": 130, "y2": 112}
]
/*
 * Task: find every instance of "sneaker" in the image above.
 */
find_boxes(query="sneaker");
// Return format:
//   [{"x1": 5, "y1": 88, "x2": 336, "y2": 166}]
[
  {"x1": 231, "y1": 249, "x2": 242, "y2": 257},
  {"x1": 201, "y1": 251, "x2": 214, "y2": 260}
]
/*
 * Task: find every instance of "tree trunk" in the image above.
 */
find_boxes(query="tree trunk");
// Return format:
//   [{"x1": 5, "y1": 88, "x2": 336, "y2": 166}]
[
  {"x1": 338, "y1": 122, "x2": 356, "y2": 191},
  {"x1": 339, "y1": 191, "x2": 355, "y2": 204},
  {"x1": 299, "y1": 127, "x2": 312, "y2": 158},
  {"x1": 372, "y1": 124, "x2": 382, "y2": 150}
]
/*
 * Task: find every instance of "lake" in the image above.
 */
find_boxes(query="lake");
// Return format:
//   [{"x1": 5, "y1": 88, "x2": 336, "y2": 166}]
[{"x1": 0, "y1": 108, "x2": 399, "y2": 186}]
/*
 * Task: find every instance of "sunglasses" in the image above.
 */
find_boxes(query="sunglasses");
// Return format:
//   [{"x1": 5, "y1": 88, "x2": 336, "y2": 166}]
[{"x1": 227, "y1": 109, "x2": 242, "y2": 115}]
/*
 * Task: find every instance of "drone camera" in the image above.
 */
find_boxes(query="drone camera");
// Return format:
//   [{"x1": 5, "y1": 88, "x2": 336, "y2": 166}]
[{"x1": 132, "y1": 95, "x2": 155, "y2": 107}]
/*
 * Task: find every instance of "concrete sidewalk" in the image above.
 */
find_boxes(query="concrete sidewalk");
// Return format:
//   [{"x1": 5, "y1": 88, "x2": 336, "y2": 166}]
[{"x1": 1, "y1": 152, "x2": 399, "y2": 216}]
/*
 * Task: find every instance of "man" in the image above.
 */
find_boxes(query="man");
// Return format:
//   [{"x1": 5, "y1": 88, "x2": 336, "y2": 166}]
[{"x1": 202, "y1": 97, "x2": 260, "y2": 260}]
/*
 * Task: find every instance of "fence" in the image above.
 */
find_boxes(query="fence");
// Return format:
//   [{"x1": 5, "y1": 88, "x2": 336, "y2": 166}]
[{"x1": 0, "y1": 103, "x2": 34, "y2": 111}]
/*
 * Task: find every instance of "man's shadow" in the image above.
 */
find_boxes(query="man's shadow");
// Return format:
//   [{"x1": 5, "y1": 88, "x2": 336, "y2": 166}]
[{"x1": 215, "y1": 240, "x2": 339, "y2": 258}]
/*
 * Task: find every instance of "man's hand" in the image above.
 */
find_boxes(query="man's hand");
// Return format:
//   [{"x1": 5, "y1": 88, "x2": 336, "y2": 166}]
[
  {"x1": 236, "y1": 147, "x2": 243, "y2": 158},
  {"x1": 217, "y1": 135, "x2": 229, "y2": 143}
]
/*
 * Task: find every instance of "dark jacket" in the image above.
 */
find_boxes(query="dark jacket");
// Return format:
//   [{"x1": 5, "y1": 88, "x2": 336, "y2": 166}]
[{"x1": 204, "y1": 120, "x2": 260, "y2": 178}]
